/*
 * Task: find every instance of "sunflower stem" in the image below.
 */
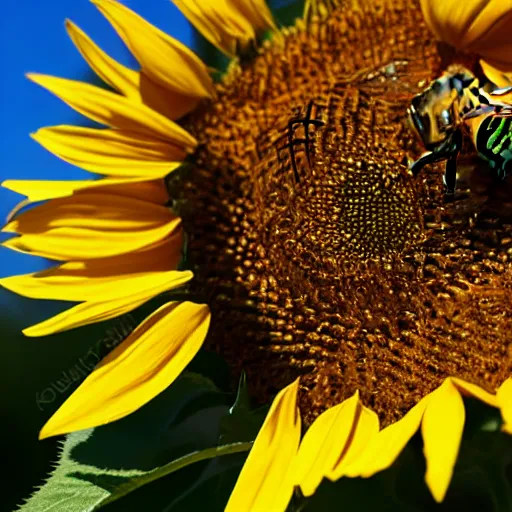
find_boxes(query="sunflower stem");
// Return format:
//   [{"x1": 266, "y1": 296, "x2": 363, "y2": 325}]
[{"x1": 93, "y1": 441, "x2": 253, "y2": 509}]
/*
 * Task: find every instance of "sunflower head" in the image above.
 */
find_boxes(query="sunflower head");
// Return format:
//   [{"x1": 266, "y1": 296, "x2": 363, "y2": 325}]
[{"x1": 3, "y1": 0, "x2": 512, "y2": 510}]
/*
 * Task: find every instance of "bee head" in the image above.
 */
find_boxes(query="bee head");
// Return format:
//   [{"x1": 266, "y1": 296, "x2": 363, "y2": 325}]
[{"x1": 407, "y1": 68, "x2": 476, "y2": 151}]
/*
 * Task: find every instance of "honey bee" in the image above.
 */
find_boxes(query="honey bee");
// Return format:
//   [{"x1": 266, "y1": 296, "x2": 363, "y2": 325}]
[{"x1": 408, "y1": 65, "x2": 512, "y2": 193}]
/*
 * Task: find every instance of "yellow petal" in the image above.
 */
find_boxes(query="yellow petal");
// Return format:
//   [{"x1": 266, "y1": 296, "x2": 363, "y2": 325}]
[
  {"x1": 65, "y1": 20, "x2": 202, "y2": 120},
  {"x1": 497, "y1": 378, "x2": 512, "y2": 434},
  {"x1": 22, "y1": 269, "x2": 193, "y2": 337},
  {"x1": 295, "y1": 391, "x2": 360, "y2": 497},
  {"x1": 1, "y1": 231, "x2": 182, "y2": 297},
  {"x1": 137, "y1": 72, "x2": 202, "y2": 122},
  {"x1": 31, "y1": 126, "x2": 185, "y2": 177},
  {"x1": 422, "y1": 379, "x2": 465, "y2": 503},
  {"x1": 420, "y1": 0, "x2": 491, "y2": 47},
  {"x1": 27, "y1": 74, "x2": 197, "y2": 151},
  {"x1": 39, "y1": 301, "x2": 211, "y2": 438},
  {"x1": 3, "y1": 177, "x2": 140, "y2": 203},
  {"x1": 464, "y1": 3, "x2": 512, "y2": 68},
  {"x1": 481, "y1": 59, "x2": 512, "y2": 88},
  {"x1": 4, "y1": 192, "x2": 174, "y2": 234},
  {"x1": 3, "y1": 194, "x2": 180, "y2": 260},
  {"x1": 3, "y1": 224, "x2": 177, "y2": 261},
  {"x1": 451, "y1": 378, "x2": 499, "y2": 408},
  {"x1": 79, "y1": 178, "x2": 169, "y2": 205},
  {"x1": 65, "y1": 19, "x2": 140, "y2": 98},
  {"x1": 233, "y1": 0, "x2": 276, "y2": 33},
  {"x1": 3, "y1": 177, "x2": 169, "y2": 212},
  {"x1": 172, "y1": 0, "x2": 238, "y2": 57},
  {"x1": 91, "y1": 0, "x2": 214, "y2": 99},
  {"x1": 420, "y1": 0, "x2": 512, "y2": 68},
  {"x1": 41, "y1": 232, "x2": 183, "y2": 278},
  {"x1": 328, "y1": 405, "x2": 379, "y2": 480},
  {"x1": 1, "y1": 251, "x2": 185, "y2": 302},
  {"x1": 172, "y1": 0, "x2": 274, "y2": 57},
  {"x1": 226, "y1": 379, "x2": 301, "y2": 512},
  {"x1": 4, "y1": 175, "x2": 169, "y2": 229},
  {"x1": 344, "y1": 394, "x2": 430, "y2": 478}
]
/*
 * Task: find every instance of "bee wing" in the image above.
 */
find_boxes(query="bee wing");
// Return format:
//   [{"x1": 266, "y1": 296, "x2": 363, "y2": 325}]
[
  {"x1": 489, "y1": 88, "x2": 512, "y2": 107},
  {"x1": 490, "y1": 86, "x2": 512, "y2": 96},
  {"x1": 463, "y1": 104, "x2": 497, "y2": 119}
]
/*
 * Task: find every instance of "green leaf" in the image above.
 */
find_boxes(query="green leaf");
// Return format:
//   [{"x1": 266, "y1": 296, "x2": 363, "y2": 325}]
[
  {"x1": 17, "y1": 430, "x2": 141, "y2": 512},
  {"x1": 1, "y1": 292, "x2": 146, "y2": 512},
  {"x1": 16, "y1": 371, "x2": 232, "y2": 512},
  {"x1": 94, "y1": 373, "x2": 269, "y2": 510},
  {"x1": 2, "y1": 282, "x2": 231, "y2": 510},
  {"x1": 163, "y1": 454, "x2": 248, "y2": 512},
  {"x1": 94, "y1": 442, "x2": 252, "y2": 509}
]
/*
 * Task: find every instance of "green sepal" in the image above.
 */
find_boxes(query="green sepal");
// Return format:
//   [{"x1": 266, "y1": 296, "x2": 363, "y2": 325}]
[{"x1": 219, "y1": 371, "x2": 269, "y2": 444}]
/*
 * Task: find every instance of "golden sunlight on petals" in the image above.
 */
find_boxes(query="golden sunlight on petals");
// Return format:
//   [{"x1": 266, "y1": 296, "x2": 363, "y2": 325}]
[
  {"x1": 27, "y1": 74, "x2": 197, "y2": 150},
  {"x1": 31, "y1": 126, "x2": 185, "y2": 178},
  {"x1": 3, "y1": 177, "x2": 169, "y2": 210},
  {"x1": 344, "y1": 395, "x2": 430, "y2": 478},
  {"x1": 328, "y1": 406, "x2": 379, "y2": 480},
  {"x1": 497, "y1": 378, "x2": 512, "y2": 434},
  {"x1": 344, "y1": 377, "x2": 503, "y2": 501},
  {"x1": 3, "y1": 177, "x2": 169, "y2": 223},
  {"x1": 422, "y1": 380, "x2": 465, "y2": 503},
  {"x1": 461, "y1": 4, "x2": 512, "y2": 69},
  {"x1": 0, "y1": 261, "x2": 187, "y2": 303},
  {"x1": 480, "y1": 60, "x2": 512, "y2": 88},
  {"x1": 420, "y1": 0, "x2": 512, "y2": 68},
  {"x1": 234, "y1": 0, "x2": 276, "y2": 33},
  {"x1": 420, "y1": 0, "x2": 495, "y2": 46},
  {"x1": 3, "y1": 222, "x2": 178, "y2": 261},
  {"x1": 0, "y1": 233, "x2": 183, "y2": 327},
  {"x1": 172, "y1": 0, "x2": 275, "y2": 57},
  {"x1": 21, "y1": 269, "x2": 193, "y2": 337},
  {"x1": 226, "y1": 379, "x2": 301, "y2": 512},
  {"x1": 66, "y1": 20, "x2": 201, "y2": 120},
  {"x1": 2, "y1": 194, "x2": 180, "y2": 260},
  {"x1": 138, "y1": 72, "x2": 202, "y2": 122},
  {"x1": 65, "y1": 20, "x2": 140, "y2": 98},
  {"x1": 40, "y1": 233, "x2": 183, "y2": 279},
  {"x1": 451, "y1": 378, "x2": 499, "y2": 408},
  {"x1": 3, "y1": 193, "x2": 175, "y2": 234},
  {"x1": 39, "y1": 301, "x2": 211, "y2": 438},
  {"x1": 91, "y1": 0, "x2": 214, "y2": 99},
  {"x1": 81, "y1": 178, "x2": 169, "y2": 205},
  {"x1": 294, "y1": 391, "x2": 360, "y2": 497},
  {"x1": 2, "y1": 230, "x2": 181, "y2": 282}
]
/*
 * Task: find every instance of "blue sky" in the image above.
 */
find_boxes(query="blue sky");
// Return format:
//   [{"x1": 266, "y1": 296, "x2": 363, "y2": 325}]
[
  {"x1": 0, "y1": 0, "x2": 299, "y2": 330},
  {"x1": 0, "y1": 0, "x2": 297, "y2": 278},
  {"x1": 2, "y1": 5, "x2": 301, "y2": 505},
  {"x1": 0, "y1": 0, "x2": 197, "y2": 277}
]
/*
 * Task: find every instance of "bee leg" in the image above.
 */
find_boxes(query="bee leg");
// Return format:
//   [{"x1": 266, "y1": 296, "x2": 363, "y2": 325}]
[
  {"x1": 410, "y1": 151, "x2": 436, "y2": 176},
  {"x1": 443, "y1": 154, "x2": 458, "y2": 194},
  {"x1": 442, "y1": 131, "x2": 462, "y2": 194},
  {"x1": 410, "y1": 148, "x2": 452, "y2": 176}
]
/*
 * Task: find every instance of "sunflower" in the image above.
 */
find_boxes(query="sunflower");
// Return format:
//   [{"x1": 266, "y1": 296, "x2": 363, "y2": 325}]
[{"x1": 3, "y1": 0, "x2": 512, "y2": 510}]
